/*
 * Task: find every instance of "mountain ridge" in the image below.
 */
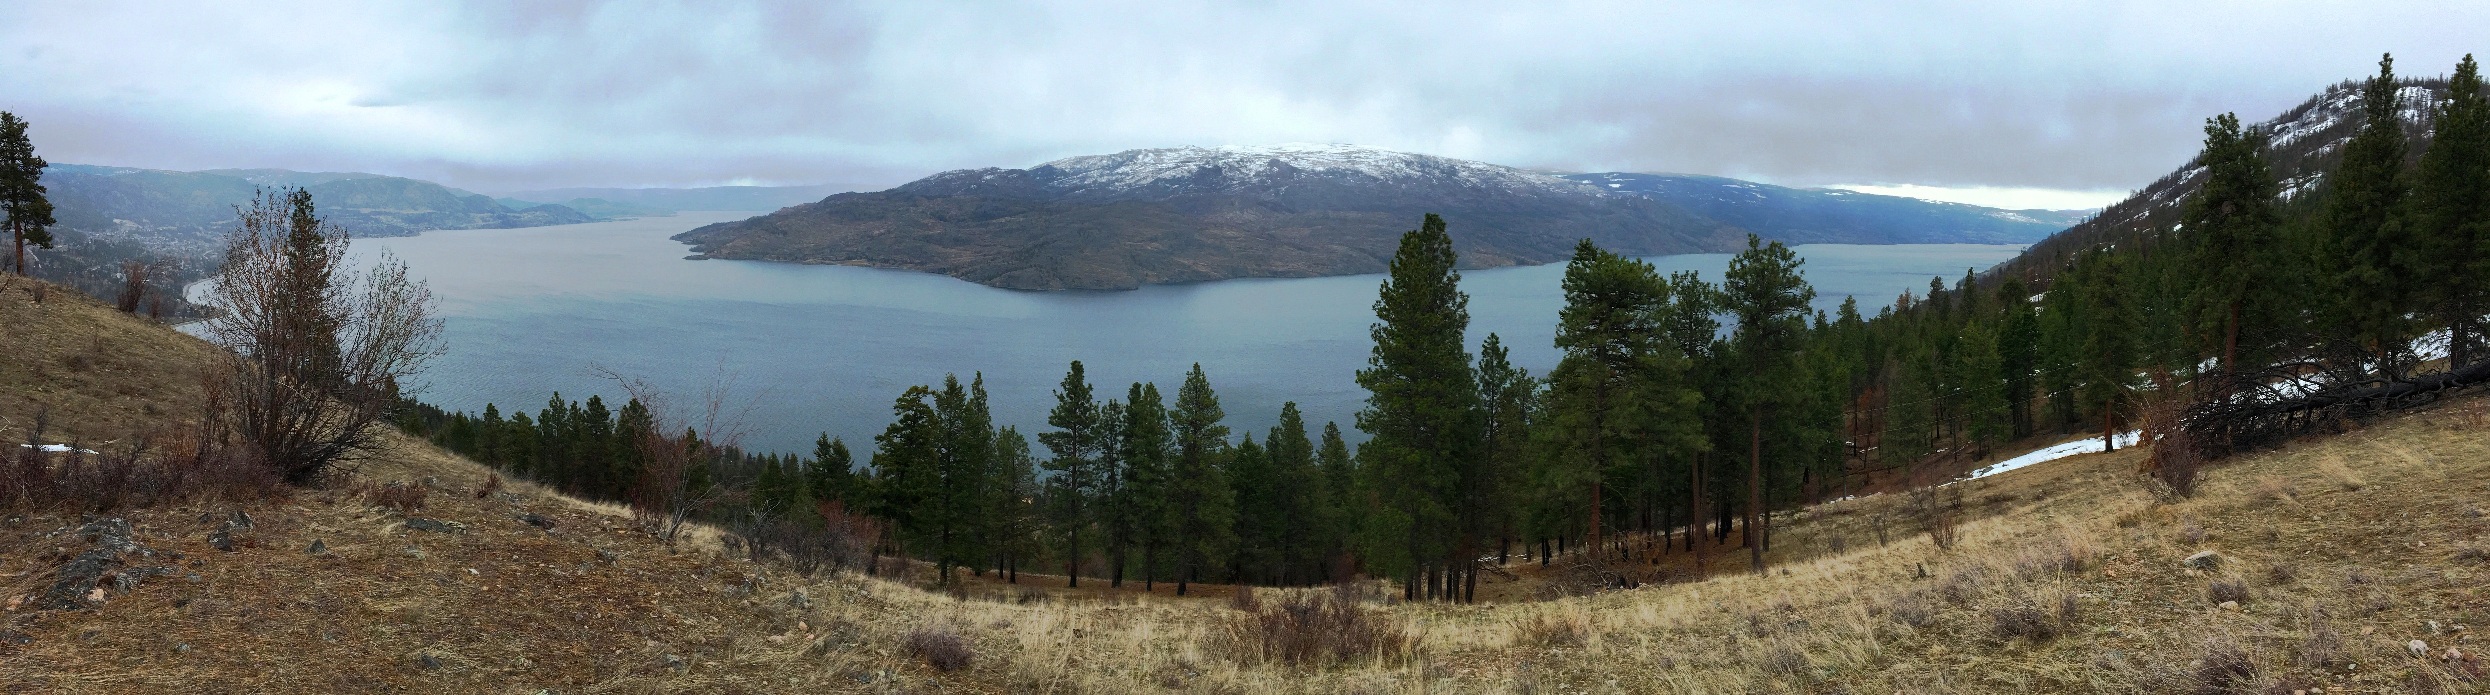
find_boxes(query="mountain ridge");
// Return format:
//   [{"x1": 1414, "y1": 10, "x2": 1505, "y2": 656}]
[{"x1": 674, "y1": 144, "x2": 2077, "y2": 291}]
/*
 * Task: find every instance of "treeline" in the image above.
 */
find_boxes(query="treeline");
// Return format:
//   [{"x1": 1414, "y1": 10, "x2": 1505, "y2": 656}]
[{"x1": 403, "y1": 53, "x2": 2490, "y2": 601}]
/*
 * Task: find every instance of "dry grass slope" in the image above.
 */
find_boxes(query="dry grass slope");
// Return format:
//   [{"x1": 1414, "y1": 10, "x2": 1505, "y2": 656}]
[{"x1": 3, "y1": 276, "x2": 2486, "y2": 693}]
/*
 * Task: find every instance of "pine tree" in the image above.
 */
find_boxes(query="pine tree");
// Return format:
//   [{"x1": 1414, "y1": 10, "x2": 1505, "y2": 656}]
[
  {"x1": 1265, "y1": 402, "x2": 1319, "y2": 585},
  {"x1": 1994, "y1": 279, "x2": 2041, "y2": 438},
  {"x1": 1168, "y1": 363, "x2": 1234, "y2": 595},
  {"x1": 2411, "y1": 54, "x2": 2490, "y2": 367},
  {"x1": 1038, "y1": 361, "x2": 1103, "y2": 587},
  {"x1": 2182, "y1": 112, "x2": 2284, "y2": 377},
  {"x1": 1092, "y1": 397, "x2": 1127, "y2": 586},
  {"x1": 1314, "y1": 421, "x2": 1358, "y2": 580},
  {"x1": 871, "y1": 386, "x2": 942, "y2": 562},
  {"x1": 991, "y1": 427, "x2": 1042, "y2": 583},
  {"x1": 1225, "y1": 431, "x2": 1272, "y2": 583},
  {"x1": 2074, "y1": 249, "x2": 2134, "y2": 451},
  {"x1": 1474, "y1": 335, "x2": 1532, "y2": 573},
  {"x1": 2321, "y1": 53, "x2": 2417, "y2": 376},
  {"x1": 931, "y1": 374, "x2": 997, "y2": 582},
  {"x1": 1354, "y1": 213, "x2": 1481, "y2": 597},
  {"x1": 807, "y1": 433, "x2": 854, "y2": 507},
  {"x1": 0, "y1": 112, "x2": 55, "y2": 275},
  {"x1": 1722, "y1": 234, "x2": 1815, "y2": 573},
  {"x1": 579, "y1": 396, "x2": 615, "y2": 498},
  {"x1": 1547, "y1": 239, "x2": 1675, "y2": 565},
  {"x1": 1117, "y1": 383, "x2": 1175, "y2": 589}
]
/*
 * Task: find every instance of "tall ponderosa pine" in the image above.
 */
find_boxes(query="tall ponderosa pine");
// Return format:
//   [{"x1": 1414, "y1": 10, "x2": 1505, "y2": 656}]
[
  {"x1": 1314, "y1": 422, "x2": 1358, "y2": 580},
  {"x1": 1721, "y1": 234, "x2": 1815, "y2": 573},
  {"x1": 1354, "y1": 213, "x2": 1482, "y2": 599},
  {"x1": 1117, "y1": 383, "x2": 1175, "y2": 589},
  {"x1": 991, "y1": 427, "x2": 1043, "y2": 583},
  {"x1": 930, "y1": 374, "x2": 997, "y2": 582},
  {"x1": 2182, "y1": 112, "x2": 2284, "y2": 378},
  {"x1": 0, "y1": 112, "x2": 55, "y2": 275},
  {"x1": 1264, "y1": 402, "x2": 1320, "y2": 585},
  {"x1": 1167, "y1": 363, "x2": 1234, "y2": 595},
  {"x1": 2320, "y1": 53, "x2": 2417, "y2": 376},
  {"x1": 1546, "y1": 240, "x2": 1679, "y2": 563},
  {"x1": 2411, "y1": 55, "x2": 2490, "y2": 366},
  {"x1": 1474, "y1": 335, "x2": 1531, "y2": 573},
  {"x1": 1038, "y1": 361, "x2": 1104, "y2": 587},
  {"x1": 807, "y1": 433, "x2": 855, "y2": 507},
  {"x1": 870, "y1": 386, "x2": 943, "y2": 561},
  {"x1": 2073, "y1": 249, "x2": 2134, "y2": 451}
]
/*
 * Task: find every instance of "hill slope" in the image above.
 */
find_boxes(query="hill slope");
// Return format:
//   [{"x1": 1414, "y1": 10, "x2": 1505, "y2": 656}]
[
  {"x1": 674, "y1": 143, "x2": 1745, "y2": 290},
  {"x1": 1568, "y1": 172, "x2": 2089, "y2": 245},
  {"x1": 41, "y1": 164, "x2": 595, "y2": 253},
  {"x1": 6, "y1": 276, "x2": 2484, "y2": 693}
]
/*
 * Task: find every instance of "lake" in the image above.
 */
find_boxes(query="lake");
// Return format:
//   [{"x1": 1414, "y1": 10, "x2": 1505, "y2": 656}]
[{"x1": 357, "y1": 212, "x2": 2026, "y2": 453}]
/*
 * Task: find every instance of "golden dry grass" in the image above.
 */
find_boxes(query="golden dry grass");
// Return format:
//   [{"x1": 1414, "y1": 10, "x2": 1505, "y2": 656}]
[{"x1": 4, "y1": 276, "x2": 2487, "y2": 693}]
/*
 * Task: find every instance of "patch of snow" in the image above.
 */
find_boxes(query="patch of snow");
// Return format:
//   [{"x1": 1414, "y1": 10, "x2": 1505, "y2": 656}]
[
  {"x1": 1030, "y1": 143, "x2": 1603, "y2": 198},
  {"x1": 1961, "y1": 432, "x2": 2140, "y2": 482},
  {"x1": 18, "y1": 443, "x2": 99, "y2": 455}
]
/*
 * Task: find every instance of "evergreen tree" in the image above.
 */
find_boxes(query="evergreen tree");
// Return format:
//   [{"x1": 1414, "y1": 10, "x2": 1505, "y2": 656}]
[
  {"x1": 1265, "y1": 402, "x2": 1319, "y2": 585},
  {"x1": 1546, "y1": 240, "x2": 1677, "y2": 563},
  {"x1": 1092, "y1": 397, "x2": 1128, "y2": 586},
  {"x1": 1117, "y1": 383, "x2": 1175, "y2": 589},
  {"x1": 1038, "y1": 361, "x2": 1103, "y2": 587},
  {"x1": 1226, "y1": 432, "x2": 1272, "y2": 582},
  {"x1": 0, "y1": 112, "x2": 55, "y2": 275},
  {"x1": 1314, "y1": 421, "x2": 1358, "y2": 580},
  {"x1": 2182, "y1": 112, "x2": 2284, "y2": 377},
  {"x1": 807, "y1": 433, "x2": 855, "y2": 507},
  {"x1": 1474, "y1": 335, "x2": 1532, "y2": 571},
  {"x1": 1722, "y1": 234, "x2": 1815, "y2": 573},
  {"x1": 991, "y1": 427, "x2": 1043, "y2": 583},
  {"x1": 871, "y1": 386, "x2": 943, "y2": 561},
  {"x1": 1168, "y1": 363, "x2": 1234, "y2": 595},
  {"x1": 1354, "y1": 213, "x2": 1481, "y2": 597},
  {"x1": 931, "y1": 374, "x2": 997, "y2": 582},
  {"x1": 2411, "y1": 54, "x2": 2490, "y2": 366},
  {"x1": 579, "y1": 395, "x2": 615, "y2": 498},
  {"x1": 1994, "y1": 279, "x2": 2041, "y2": 438},
  {"x1": 2320, "y1": 53, "x2": 2417, "y2": 376},
  {"x1": 2074, "y1": 249, "x2": 2134, "y2": 451}
]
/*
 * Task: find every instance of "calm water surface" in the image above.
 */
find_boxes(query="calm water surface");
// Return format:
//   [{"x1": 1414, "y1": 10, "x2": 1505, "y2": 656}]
[{"x1": 359, "y1": 212, "x2": 2026, "y2": 452}]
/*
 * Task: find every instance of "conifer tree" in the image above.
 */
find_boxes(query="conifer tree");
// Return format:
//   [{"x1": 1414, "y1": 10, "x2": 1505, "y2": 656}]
[
  {"x1": 1226, "y1": 432, "x2": 1272, "y2": 582},
  {"x1": 1354, "y1": 213, "x2": 1481, "y2": 596},
  {"x1": 992, "y1": 427, "x2": 1042, "y2": 583},
  {"x1": 931, "y1": 374, "x2": 997, "y2": 582},
  {"x1": 2321, "y1": 53, "x2": 2417, "y2": 376},
  {"x1": 1994, "y1": 279, "x2": 2040, "y2": 438},
  {"x1": 1722, "y1": 234, "x2": 1815, "y2": 573},
  {"x1": 1265, "y1": 402, "x2": 1319, "y2": 585},
  {"x1": 1093, "y1": 397, "x2": 1128, "y2": 586},
  {"x1": 1117, "y1": 383, "x2": 1175, "y2": 589},
  {"x1": 0, "y1": 112, "x2": 55, "y2": 275},
  {"x1": 1547, "y1": 240, "x2": 1677, "y2": 564},
  {"x1": 1314, "y1": 422, "x2": 1358, "y2": 579},
  {"x1": 1474, "y1": 335, "x2": 1531, "y2": 573},
  {"x1": 807, "y1": 433, "x2": 854, "y2": 506},
  {"x1": 2412, "y1": 54, "x2": 2490, "y2": 366},
  {"x1": 1038, "y1": 362, "x2": 1103, "y2": 587},
  {"x1": 2182, "y1": 112, "x2": 2284, "y2": 378},
  {"x1": 871, "y1": 386, "x2": 942, "y2": 562},
  {"x1": 1168, "y1": 363, "x2": 1234, "y2": 595},
  {"x1": 2074, "y1": 249, "x2": 2133, "y2": 451}
]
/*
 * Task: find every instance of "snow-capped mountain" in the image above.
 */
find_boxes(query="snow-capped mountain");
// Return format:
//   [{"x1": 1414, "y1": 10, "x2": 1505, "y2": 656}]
[{"x1": 674, "y1": 144, "x2": 2085, "y2": 291}]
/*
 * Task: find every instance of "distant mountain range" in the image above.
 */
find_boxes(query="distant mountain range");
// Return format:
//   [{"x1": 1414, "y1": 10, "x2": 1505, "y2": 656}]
[
  {"x1": 500, "y1": 184, "x2": 844, "y2": 214},
  {"x1": 42, "y1": 164, "x2": 594, "y2": 250},
  {"x1": 675, "y1": 144, "x2": 2091, "y2": 290}
]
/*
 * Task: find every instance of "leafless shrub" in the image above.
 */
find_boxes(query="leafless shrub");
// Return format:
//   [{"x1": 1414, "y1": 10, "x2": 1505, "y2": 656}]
[
  {"x1": 1938, "y1": 568, "x2": 1985, "y2": 606},
  {"x1": 201, "y1": 189, "x2": 442, "y2": 485},
  {"x1": 2014, "y1": 539, "x2": 2096, "y2": 580},
  {"x1": 2179, "y1": 522, "x2": 2206, "y2": 545},
  {"x1": 2192, "y1": 637, "x2": 2256, "y2": 694},
  {"x1": 2295, "y1": 619, "x2": 2342, "y2": 669},
  {"x1": 1907, "y1": 484, "x2": 1964, "y2": 549},
  {"x1": 1758, "y1": 643, "x2": 1809, "y2": 676},
  {"x1": 2207, "y1": 578, "x2": 2250, "y2": 606},
  {"x1": 1825, "y1": 534, "x2": 1848, "y2": 555},
  {"x1": 903, "y1": 625, "x2": 973, "y2": 672},
  {"x1": 1225, "y1": 589, "x2": 1417, "y2": 668},
  {"x1": 2453, "y1": 547, "x2": 2489, "y2": 565},
  {"x1": 1230, "y1": 585, "x2": 1262, "y2": 612},
  {"x1": 2253, "y1": 477, "x2": 2298, "y2": 504},
  {"x1": 472, "y1": 472, "x2": 501, "y2": 499},
  {"x1": 3, "y1": 412, "x2": 280, "y2": 513},
  {"x1": 599, "y1": 367, "x2": 747, "y2": 545},
  {"x1": 1515, "y1": 612, "x2": 1589, "y2": 647},
  {"x1": 115, "y1": 259, "x2": 148, "y2": 313},
  {"x1": 1988, "y1": 601, "x2": 2062, "y2": 641},
  {"x1": 1883, "y1": 593, "x2": 1937, "y2": 628},
  {"x1": 2265, "y1": 563, "x2": 2298, "y2": 585},
  {"x1": 2141, "y1": 385, "x2": 2205, "y2": 498},
  {"x1": 360, "y1": 480, "x2": 427, "y2": 513}
]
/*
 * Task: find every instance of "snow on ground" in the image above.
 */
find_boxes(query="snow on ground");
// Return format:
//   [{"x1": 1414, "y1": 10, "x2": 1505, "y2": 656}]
[
  {"x1": 17, "y1": 443, "x2": 98, "y2": 454},
  {"x1": 1962, "y1": 431, "x2": 2140, "y2": 482}
]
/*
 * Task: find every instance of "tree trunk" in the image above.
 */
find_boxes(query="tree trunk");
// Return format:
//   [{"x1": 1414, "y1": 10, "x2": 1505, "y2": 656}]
[
  {"x1": 1690, "y1": 451, "x2": 1706, "y2": 572},
  {"x1": 2102, "y1": 407, "x2": 2116, "y2": 453},
  {"x1": 1068, "y1": 535, "x2": 1081, "y2": 588},
  {"x1": 1112, "y1": 545, "x2": 1125, "y2": 589},
  {"x1": 1748, "y1": 410, "x2": 1765, "y2": 574}
]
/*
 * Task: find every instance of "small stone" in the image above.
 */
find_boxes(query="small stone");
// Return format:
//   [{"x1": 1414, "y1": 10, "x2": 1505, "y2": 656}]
[
  {"x1": 225, "y1": 510, "x2": 253, "y2": 531},
  {"x1": 661, "y1": 653, "x2": 687, "y2": 672},
  {"x1": 2428, "y1": 620, "x2": 2443, "y2": 634},
  {"x1": 517, "y1": 513, "x2": 557, "y2": 530},
  {"x1": 306, "y1": 539, "x2": 327, "y2": 555},
  {"x1": 2409, "y1": 639, "x2": 2428, "y2": 657},
  {"x1": 207, "y1": 529, "x2": 234, "y2": 552},
  {"x1": 2182, "y1": 550, "x2": 2222, "y2": 569},
  {"x1": 417, "y1": 653, "x2": 442, "y2": 670},
  {"x1": 174, "y1": 642, "x2": 191, "y2": 653},
  {"x1": 403, "y1": 546, "x2": 427, "y2": 560},
  {"x1": 787, "y1": 590, "x2": 811, "y2": 610},
  {"x1": 597, "y1": 549, "x2": 621, "y2": 564},
  {"x1": 2447, "y1": 646, "x2": 2466, "y2": 662},
  {"x1": 2219, "y1": 600, "x2": 2240, "y2": 611}
]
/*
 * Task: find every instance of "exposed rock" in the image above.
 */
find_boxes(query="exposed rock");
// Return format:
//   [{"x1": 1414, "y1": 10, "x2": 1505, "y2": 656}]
[
  {"x1": 306, "y1": 539, "x2": 328, "y2": 555},
  {"x1": 2409, "y1": 639, "x2": 2429, "y2": 657},
  {"x1": 416, "y1": 653, "x2": 442, "y2": 670},
  {"x1": 2218, "y1": 600, "x2": 2240, "y2": 611},
  {"x1": 661, "y1": 653, "x2": 687, "y2": 673},
  {"x1": 786, "y1": 590, "x2": 811, "y2": 610},
  {"x1": 597, "y1": 549, "x2": 621, "y2": 564},
  {"x1": 404, "y1": 517, "x2": 468, "y2": 534},
  {"x1": 44, "y1": 518, "x2": 174, "y2": 610},
  {"x1": 2182, "y1": 551, "x2": 2223, "y2": 569},
  {"x1": 517, "y1": 513, "x2": 557, "y2": 530}
]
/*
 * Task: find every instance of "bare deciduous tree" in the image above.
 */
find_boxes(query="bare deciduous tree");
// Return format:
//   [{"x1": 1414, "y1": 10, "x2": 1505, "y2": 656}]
[{"x1": 203, "y1": 189, "x2": 441, "y2": 485}]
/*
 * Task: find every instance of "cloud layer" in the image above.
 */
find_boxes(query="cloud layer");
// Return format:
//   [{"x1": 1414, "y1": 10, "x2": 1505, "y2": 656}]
[{"x1": 3, "y1": 1, "x2": 2483, "y2": 199}]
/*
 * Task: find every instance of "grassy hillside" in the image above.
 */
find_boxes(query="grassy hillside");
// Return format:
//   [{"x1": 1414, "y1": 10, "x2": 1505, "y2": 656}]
[{"x1": 3, "y1": 276, "x2": 2484, "y2": 693}]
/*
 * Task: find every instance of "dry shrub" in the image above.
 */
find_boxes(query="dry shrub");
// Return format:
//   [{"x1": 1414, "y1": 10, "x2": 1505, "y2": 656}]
[
  {"x1": 903, "y1": 625, "x2": 973, "y2": 672},
  {"x1": 1988, "y1": 602, "x2": 2061, "y2": 641},
  {"x1": 2252, "y1": 477, "x2": 2298, "y2": 504},
  {"x1": 361, "y1": 481, "x2": 428, "y2": 513},
  {"x1": 2139, "y1": 371, "x2": 2205, "y2": 497},
  {"x1": 1226, "y1": 588, "x2": 1417, "y2": 668},
  {"x1": 1937, "y1": 568, "x2": 1985, "y2": 606},
  {"x1": 1230, "y1": 585, "x2": 1262, "y2": 612},
  {"x1": 2316, "y1": 457, "x2": 2365, "y2": 491},
  {"x1": 472, "y1": 473, "x2": 502, "y2": 499},
  {"x1": 1907, "y1": 485, "x2": 1963, "y2": 549},
  {"x1": 2192, "y1": 637, "x2": 2256, "y2": 694},
  {"x1": 2179, "y1": 522, "x2": 2206, "y2": 545},
  {"x1": 3, "y1": 424, "x2": 281, "y2": 513},
  {"x1": 1758, "y1": 643, "x2": 1809, "y2": 677},
  {"x1": 2265, "y1": 562, "x2": 2298, "y2": 585},
  {"x1": 1883, "y1": 593, "x2": 1937, "y2": 628},
  {"x1": 2206, "y1": 578, "x2": 2250, "y2": 606},
  {"x1": 1516, "y1": 612, "x2": 1589, "y2": 647},
  {"x1": 2013, "y1": 538, "x2": 2097, "y2": 580}
]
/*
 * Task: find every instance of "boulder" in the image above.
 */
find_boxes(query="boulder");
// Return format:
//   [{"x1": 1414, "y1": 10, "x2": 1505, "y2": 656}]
[
  {"x1": 404, "y1": 518, "x2": 469, "y2": 534},
  {"x1": 2182, "y1": 551, "x2": 2222, "y2": 569},
  {"x1": 517, "y1": 513, "x2": 557, "y2": 530}
]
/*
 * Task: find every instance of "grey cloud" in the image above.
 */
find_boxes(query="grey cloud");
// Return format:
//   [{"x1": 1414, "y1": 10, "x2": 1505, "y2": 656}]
[{"x1": 2, "y1": 1, "x2": 2484, "y2": 195}]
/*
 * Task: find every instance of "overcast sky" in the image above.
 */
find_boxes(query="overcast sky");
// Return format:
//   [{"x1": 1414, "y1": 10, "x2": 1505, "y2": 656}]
[{"x1": 3, "y1": 1, "x2": 2483, "y2": 208}]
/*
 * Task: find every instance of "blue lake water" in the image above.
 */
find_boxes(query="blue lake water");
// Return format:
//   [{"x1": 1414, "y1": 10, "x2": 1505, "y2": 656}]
[{"x1": 358, "y1": 212, "x2": 2026, "y2": 453}]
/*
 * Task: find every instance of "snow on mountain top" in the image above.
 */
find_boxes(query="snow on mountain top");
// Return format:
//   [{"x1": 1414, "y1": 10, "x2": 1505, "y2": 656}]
[{"x1": 1030, "y1": 143, "x2": 1604, "y2": 197}]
